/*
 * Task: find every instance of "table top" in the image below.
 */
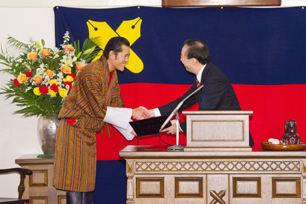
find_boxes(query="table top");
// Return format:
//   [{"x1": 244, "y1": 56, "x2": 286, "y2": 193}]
[
  {"x1": 119, "y1": 145, "x2": 306, "y2": 159},
  {"x1": 15, "y1": 154, "x2": 54, "y2": 165}
]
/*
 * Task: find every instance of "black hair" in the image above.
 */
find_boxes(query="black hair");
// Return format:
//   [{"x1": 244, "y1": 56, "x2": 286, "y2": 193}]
[
  {"x1": 103, "y1": 37, "x2": 130, "y2": 60},
  {"x1": 184, "y1": 39, "x2": 211, "y2": 65}
]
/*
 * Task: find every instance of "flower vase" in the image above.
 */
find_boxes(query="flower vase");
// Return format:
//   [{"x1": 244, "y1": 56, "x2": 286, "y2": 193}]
[{"x1": 37, "y1": 114, "x2": 59, "y2": 157}]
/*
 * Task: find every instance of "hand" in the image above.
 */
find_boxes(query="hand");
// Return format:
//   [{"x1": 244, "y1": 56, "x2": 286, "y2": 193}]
[
  {"x1": 131, "y1": 129, "x2": 137, "y2": 136},
  {"x1": 161, "y1": 124, "x2": 177, "y2": 135},
  {"x1": 138, "y1": 106, "x2": 155, "y2": 117},
  {"x1": 132, "y1": 107, "x2": 150, "y2": 120}
]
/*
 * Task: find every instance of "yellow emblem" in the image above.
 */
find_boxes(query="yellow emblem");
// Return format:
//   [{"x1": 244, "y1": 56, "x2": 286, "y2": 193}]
[{"x1": 87, "y1": 17, "x2": 143, "y2": 73}]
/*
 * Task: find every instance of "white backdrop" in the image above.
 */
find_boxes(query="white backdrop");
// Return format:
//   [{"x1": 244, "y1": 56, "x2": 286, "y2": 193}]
[{"x1": 0, "y1": 0, "x2": 304, "y2": 198}]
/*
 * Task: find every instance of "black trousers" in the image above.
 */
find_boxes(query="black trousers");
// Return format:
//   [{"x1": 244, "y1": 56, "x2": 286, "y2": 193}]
[{"x1": 66, "y1": 191, "x2": 93, "y2": 204}]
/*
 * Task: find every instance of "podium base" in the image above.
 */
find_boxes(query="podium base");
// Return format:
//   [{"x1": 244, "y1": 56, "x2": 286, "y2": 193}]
[{"x1": 168, "y1": 145, "x2": 185, "y2": 151}]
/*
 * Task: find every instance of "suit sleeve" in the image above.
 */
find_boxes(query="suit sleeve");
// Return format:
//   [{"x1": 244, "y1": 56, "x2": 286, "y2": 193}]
[
  {"x1": 199, "y1": 76, "x2": 227, "y2": 110},
  {"x1": 158, "y1": 82, "x2": 198, "y2": 116}
]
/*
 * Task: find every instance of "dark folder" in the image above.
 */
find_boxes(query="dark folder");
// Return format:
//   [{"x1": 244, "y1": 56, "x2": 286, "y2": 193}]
[{"x1": 129, "y1": 115, "x2": 172, "y2": 137}]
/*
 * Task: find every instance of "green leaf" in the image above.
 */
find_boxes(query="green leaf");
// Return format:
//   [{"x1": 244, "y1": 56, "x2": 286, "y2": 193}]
[
  {"x1": 35, "y1": 41, "x2": 41, "y2": 51},
  {"x1": 41, "y1": 39, "x2": 45, "y2": 47},
  {"x1": 76, "y1": 52, "x2": 82, "y2": 59}
]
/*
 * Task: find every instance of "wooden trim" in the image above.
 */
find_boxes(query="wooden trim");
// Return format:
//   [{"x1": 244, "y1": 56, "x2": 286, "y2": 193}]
[
  {"x1": 29, "y1": 170, "x2": 48, "y2": 187},
  {"x1": 136, "y1": 177, "x2": 164, "y2": 198},
  {"x1": 233, "y1": 177, "x2": 261, "y2": 198},
  {"x1": 30, "y1": 196, "x2": 48, "y2": 204},
  {"x1": 175, "y1": 177, "x2": 203, "y2": 198},
  {"x1": 272, "y1": 177, "x2": 300, "y2": 198},
  {"x1": 162, "y1": 0, "x2": 281, "y2": 7}
]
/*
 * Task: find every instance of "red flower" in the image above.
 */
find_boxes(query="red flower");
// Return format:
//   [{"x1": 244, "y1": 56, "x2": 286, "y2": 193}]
[
  {"x1": 39, "y1": 86, "x2": 48, "y2": 95},
  {"x1": 68, "y1": 73, "x2": 76, "y2": 80},
  {"x1": 14, "y1": 78, "x2": 21, "y2": 86},
  {"x1": 64, "y1": 81, "x2": 72, "y2": 90},
  {"x1": 25, "y1": 71, "x2": 32, "y2": 78},
  {"x1": 50, "y1": 83, "x2": 59, "y2": 92}
]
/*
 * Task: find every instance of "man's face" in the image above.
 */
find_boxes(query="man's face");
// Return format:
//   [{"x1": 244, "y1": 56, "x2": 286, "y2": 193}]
[
  {"x1": 110, "y1": 45, "x2": 130, "y2": 72},
  {"x1": 180, "y1": 45, "x2": 192, "y2": 72}
]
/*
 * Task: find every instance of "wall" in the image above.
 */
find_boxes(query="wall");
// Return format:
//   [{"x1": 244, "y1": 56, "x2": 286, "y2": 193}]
[{"x1": 0, "y1": 0, "x2": 304, "y2": 198}]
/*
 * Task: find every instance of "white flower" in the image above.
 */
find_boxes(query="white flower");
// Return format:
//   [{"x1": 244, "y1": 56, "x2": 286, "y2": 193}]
[
  {"x1": 57, "y1": 72, "x2": 64, "y2": 79},
  {"x1": 61, "y1": 55, "x2": 74, "y2": 67},
  {"x1": 24, "y1": 63, "x2": 31, "y2": 70},
  {"x1": 25, "y1": 87, "x2": 32, "y2": 92},
  {"x1": 36, "y1": 67, "x2": 44, "y2": 75},
  {"x1": 39, "y1": 63, "x2": 46, "y2": 70}
]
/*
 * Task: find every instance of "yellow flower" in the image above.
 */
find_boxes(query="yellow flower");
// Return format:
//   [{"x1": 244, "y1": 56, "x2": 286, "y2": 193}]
[
  {"x1": 17, "y1": 74, "x2": 28, "y2": 84},
  {"x1": 41, "y1": 49, "x2": 50, "y2": 57},
  {"x1": 33, "y1": 87, "x2": 41, "y2": 96},
  {"x1": 33, "y1": 75, "x2": 43, "y2": 85},
  {"x1": 59, "y1": 88, "x2": 67, "y2": 98},
  {"x1": 61, "y1": 65, "x2": 71, "y2": 74},
  {"x1": 63, "y1": 75, "x2": 74, "y2": 82},
  {"x1": 49, "y1": 90, "x2": 56, "y2": 97},
  {"x1": 45, "y1": 69, "x2": 54, "y2": 78},
  {"x1": 17, "y1": 74, "x2": 27, "y2": 84},
  {"x1": 27, "y1": 52, "x2": 37, "y2": 61},
  {"x1": 75, "y1": 61, "x2": 84, "y2": 71},
  {"x1": 50, "y1": 79, "x2": 58, "y2": 85}
]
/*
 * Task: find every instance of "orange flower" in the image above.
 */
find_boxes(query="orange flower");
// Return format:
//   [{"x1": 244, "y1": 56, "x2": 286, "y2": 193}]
[
  {"x1": 17, "y1": 74, "x2": 27, "y2": 84},
  {"x1": 63, "y1": 45, "x2": 74, "y2": 53},
  {"x1": 41, "y1": 49, "x2": 50, "y2": 57},
  {"x1": 45, "y1": 69, "x2": 54, "y2": 78},
  {"x1": 33, "y1": 75, "x2": 43, "y2": 85},
  {"x1": 27, "y1": 52, "x2": 37, "y2": 61},
  {"x1": 61, "y1": 65, "x2": 71, "y2": 74},
  {"x1": 75, "y1": 62, "x2": 84, "y2": 71}
]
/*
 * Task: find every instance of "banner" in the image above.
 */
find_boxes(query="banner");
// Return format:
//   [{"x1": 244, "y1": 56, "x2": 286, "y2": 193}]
[{"x1": 54, "y1": 6, "x2": 306, "y2": 202}]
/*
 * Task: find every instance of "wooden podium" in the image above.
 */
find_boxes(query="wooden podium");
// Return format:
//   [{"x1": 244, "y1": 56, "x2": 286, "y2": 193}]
[
  {"x1": 119, "y1": 110, "x2": 306, "y2": 203},
  {"x1": 183, "y1": 111, "x2": 253, "y2": 151}
]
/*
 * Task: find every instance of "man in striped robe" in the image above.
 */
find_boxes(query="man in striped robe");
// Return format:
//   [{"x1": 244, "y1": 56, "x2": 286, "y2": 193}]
[{"x1": 53, "y1": 37, "x2": 147, "y2": 204}]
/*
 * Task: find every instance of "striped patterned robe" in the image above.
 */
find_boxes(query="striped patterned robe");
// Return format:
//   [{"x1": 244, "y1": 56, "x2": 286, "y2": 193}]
[{"x1": 53, "y1": 56, "x2": 124, "y2": 192}]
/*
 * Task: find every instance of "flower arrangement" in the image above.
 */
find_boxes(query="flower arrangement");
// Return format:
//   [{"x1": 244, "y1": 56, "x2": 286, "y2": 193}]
[{"x1": 0, "y1": 31, "x2": 100, "y2": 117}]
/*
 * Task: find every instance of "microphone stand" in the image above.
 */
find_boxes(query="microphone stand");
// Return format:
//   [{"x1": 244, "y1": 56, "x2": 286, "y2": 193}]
[
  {"x1": 159, "y1": 85, "x2": 204, "y2": 151},
  {"x1": 167, "y1": 112, "x2": 184, "y2": 150}
]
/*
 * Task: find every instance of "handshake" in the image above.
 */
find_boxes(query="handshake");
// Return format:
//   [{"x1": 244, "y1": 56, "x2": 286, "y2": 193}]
[
  {"x1": 131, "y1": 106, "x2": 177, "y2": 135},
  {"x1": 131, "y1": 106, "x2": 155, "y2": 120}
]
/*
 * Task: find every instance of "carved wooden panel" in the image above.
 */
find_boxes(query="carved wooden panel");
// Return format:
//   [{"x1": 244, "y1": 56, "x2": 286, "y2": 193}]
[
  {"x1": 175, "y1": 177, "x2": 203, "y2": 198},
  {"x1": 162, "y1": 0, "x2": 281, "y2": 7},
  {"x1": 272, "y1": 177, "x2": 300, "y2": 198},
  {"x1": 30, "y1": 170, "x2": 48, "y2": 187},
  {"x1": 136, "y1": 160, "x2": 300, "y2": 172},
  {"x1": 233, "y1": 177, "x2": 261, "y2": 198},
  {"x1": 136, "y1": 177, "x2": 164, "y2": 198},
  {"x1": 57, "y1": 195, "x2": 66, "y2": 204},
  {"x1": 29, "y1": 196, "x2": 48, "y2": 204},
  {"x1": 191, "y1": 120, "x2": 244, "y2": 142}
]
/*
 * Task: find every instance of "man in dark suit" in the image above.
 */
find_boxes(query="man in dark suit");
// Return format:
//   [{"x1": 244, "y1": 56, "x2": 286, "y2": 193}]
[{"x1": 144, "y1": 39, "x2": 254, "y2": 147}]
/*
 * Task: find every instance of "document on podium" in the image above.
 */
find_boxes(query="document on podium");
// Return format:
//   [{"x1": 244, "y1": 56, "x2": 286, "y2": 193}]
[{"x1": 129, "y1": 115, "x2": 172, "y2": 137}]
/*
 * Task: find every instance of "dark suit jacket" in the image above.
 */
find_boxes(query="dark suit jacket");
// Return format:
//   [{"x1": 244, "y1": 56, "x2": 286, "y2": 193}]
[{"x1": 158, "y1": 62, "x2": 254, "y2": 146}]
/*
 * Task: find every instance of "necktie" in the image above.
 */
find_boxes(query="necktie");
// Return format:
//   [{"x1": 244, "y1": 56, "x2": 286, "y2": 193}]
[{"x1": 196, "y1": 79, "x2": 201, "y2": 88}]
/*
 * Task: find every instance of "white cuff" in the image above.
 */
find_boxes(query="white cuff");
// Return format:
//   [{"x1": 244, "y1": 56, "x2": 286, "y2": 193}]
[
  {"x1": 153, "y1": 108, "x2": 161, "y2": 117},
  {"x1": 104, "y1": 107, "x2": 132, "y2": 129},
  {"x1": 113, "y1": 123, "x2": 135, "y2": 141}
]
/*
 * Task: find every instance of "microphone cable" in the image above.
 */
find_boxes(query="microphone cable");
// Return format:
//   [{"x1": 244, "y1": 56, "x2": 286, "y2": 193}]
[{"x1": 158, "y1": 132, "x2": 186, "y2": 146}]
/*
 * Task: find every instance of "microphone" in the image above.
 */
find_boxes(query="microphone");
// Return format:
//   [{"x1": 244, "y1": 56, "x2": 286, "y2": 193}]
[{"x1": 159, "y1": 84, "x2": 204, "y2": 132}]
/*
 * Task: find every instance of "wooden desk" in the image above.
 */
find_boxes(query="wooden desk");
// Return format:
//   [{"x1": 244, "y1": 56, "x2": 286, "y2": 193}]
[
  {"x1": 15, "y1": 155, "x2": 66, "y2": 204},
  {"x1": 119, "y1": 145, "x2": 306, "y2": 204}
]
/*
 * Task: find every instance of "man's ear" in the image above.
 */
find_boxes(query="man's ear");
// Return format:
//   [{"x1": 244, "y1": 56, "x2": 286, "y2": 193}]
[
  {"x1": 109, "y1": 50, "x2": 115, "y2": 60},
  {"x1": 191, "y1": 58, "x2": 198, "y2": 65}
]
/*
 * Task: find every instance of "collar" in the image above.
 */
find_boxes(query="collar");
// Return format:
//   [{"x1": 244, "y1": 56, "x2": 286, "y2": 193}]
[{"x1": 196, "y1": 64, "x2": 206, "y2": 83}]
